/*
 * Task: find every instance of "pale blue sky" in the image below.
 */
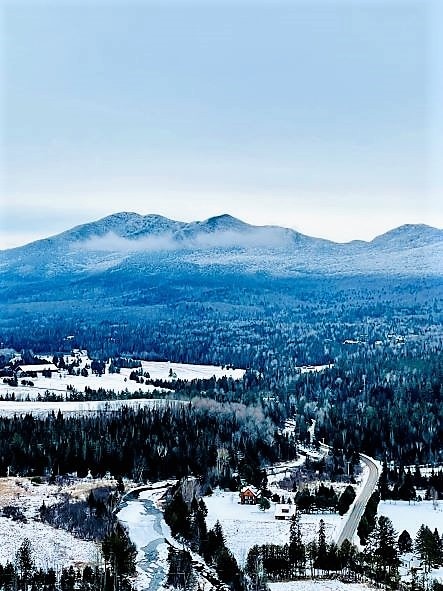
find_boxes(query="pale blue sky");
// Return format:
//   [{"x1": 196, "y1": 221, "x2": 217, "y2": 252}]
[{"x1": 1, "y1": 0, "x2": 441, "y2": 248}]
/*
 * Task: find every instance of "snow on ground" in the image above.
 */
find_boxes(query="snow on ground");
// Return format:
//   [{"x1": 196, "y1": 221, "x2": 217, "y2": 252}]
[
  {"x1": 0, "y1": 374, "x2": 163, "y2": 400},
  {"x1": 379, "y1": 500, "x2": 443, "y2": 583},
  {"x1": 269, "y1": 581, "x2": 377, "y2": 591},
  {"x1": 117, "y1": 483, "x2": 178, "y2": 591},
  {"x1": 297, "y1": 364, "x2": 333, "y2": 374},
  {"x1": 267, "y1": 457, "x2": 307, "y2": 484},
  {"x1": 204, "y1": 488, "x2": 341, "y2": 568},
  {"x1": 0, "y1": 515, "x2": 100, "y2": 569},
  {"x1": 0, "y1": 356, "x2": 245, "y2": 403},
  {"x1": 205, "y1": 456, "x2": 369, "y2": 569},
  {"x1": 140, "y1": 360, "x2": 245, "y2": 381},
  {"x1": 379, "y1": 499, "x2": 443, "y2": 539},
  {"x1": 116, "y1": 457, "x2": 369, "y2": 589},
  {"x1": 0, "y1": 398, "x2": 174, "y2": 418},
  {"x1": 0, "y1": 477, "x2": 105, "y2": 569}
]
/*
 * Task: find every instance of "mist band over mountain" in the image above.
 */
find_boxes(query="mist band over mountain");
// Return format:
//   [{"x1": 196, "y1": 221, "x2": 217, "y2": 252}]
[{"x1": 0, "y1": 212, "x2": 442, "y2": 279}]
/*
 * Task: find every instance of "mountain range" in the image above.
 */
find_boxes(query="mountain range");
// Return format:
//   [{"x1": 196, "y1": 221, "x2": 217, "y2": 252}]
[{"x1": 1, "y1": 213, "x2": 442, "y2": 279}]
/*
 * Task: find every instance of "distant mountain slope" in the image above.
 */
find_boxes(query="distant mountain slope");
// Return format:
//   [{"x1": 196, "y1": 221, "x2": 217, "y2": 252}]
[
  {"x1": 369, "y1": 224, "x2": 443, "y2": 250},
  {"x1": 0, "y1": 213, "x2": 442, "y2": 280}
]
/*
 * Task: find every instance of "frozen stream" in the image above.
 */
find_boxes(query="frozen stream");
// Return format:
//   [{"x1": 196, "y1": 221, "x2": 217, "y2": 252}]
[{"x1": 117, "y1": 487, "x2": 173, "y2": 591}]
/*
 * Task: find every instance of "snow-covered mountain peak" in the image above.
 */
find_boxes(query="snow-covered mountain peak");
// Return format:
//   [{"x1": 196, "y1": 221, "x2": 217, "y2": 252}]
[
  {"x1": 0, "y1": 213, "x2": 441, "y2": 278},
  {"x1": 371, "y1": 224, "x2": 443, "y2": 249}
]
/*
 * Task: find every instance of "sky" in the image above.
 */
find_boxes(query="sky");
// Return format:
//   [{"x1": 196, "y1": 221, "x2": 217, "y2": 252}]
[{"x1": 1, "y1": 0, "x2": 442, "y2": 249}]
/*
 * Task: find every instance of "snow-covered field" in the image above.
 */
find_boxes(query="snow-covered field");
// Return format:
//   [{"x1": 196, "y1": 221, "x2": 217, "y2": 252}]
[
  {"x1": 379, "y1": 499, "x2": 443, "y2": 539},
  {"x1": 140, "y1": 360, "x2": 244, "y2": 381},
  {"x1": 205, "y1": 490, "x2": 342, "y2": 568},
  {"x1": 269, "y1": 581, "x2": 377, "y2": 591},
  {"x1": 0, "y1": 477, "x2": 104, "y2": 568},
  {"x1": 0, "y1": 352, "x2": 245, "y2": 415},
  {"x1": 204, "y1": 457, "x2": 369, "y2": 568},
  {"x1": 378, "y1": 500, "x2": 443, "y2": 583},
  {"x1": 0, "y1": 371, "x2": 164, "y2": 401},
  {"x1": 0, "y1": 398, "x2": 174, "y2": 418}
]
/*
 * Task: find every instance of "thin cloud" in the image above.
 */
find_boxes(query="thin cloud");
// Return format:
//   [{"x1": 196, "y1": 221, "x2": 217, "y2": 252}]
[
  {"x1": 74, "y1": 232, "x2": 177, "y2": 253},
  {"x1": 74, "y1": 227, "x2": 294, "y2": 253}
]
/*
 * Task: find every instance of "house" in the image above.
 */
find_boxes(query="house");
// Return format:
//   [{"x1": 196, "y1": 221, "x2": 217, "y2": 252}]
[
  {"x1": 15, "y1": 363, "x2": 59, "y2": 377},
  {"x1": 274, "y1": 503, "x2": 296, "y2": 520},
  {"x1": 240, "y1": 486, "x2": 259, "y2": 505}
]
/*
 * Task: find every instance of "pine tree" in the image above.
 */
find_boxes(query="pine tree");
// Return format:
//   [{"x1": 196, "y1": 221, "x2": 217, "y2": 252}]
[
  {"x1": 289, "y1": 512, "x2": 306, "y2": 576},
  {"x1": 245, "y1": 546, "x2": 266, "y2": 591},
  {"x1": 216, "y1": 547, "x2": 242, "y2": 590},
  {"x1": 398, "y1": 530, "x2": 413, "y2": 554},
  {"x1": 164, "y1": 490, "x2": 191, "y2": 539},
  {"x1": 415, "y1": 525, "x2": 443, "y2": 571},
  {"x1": 306, "y1": 540, "x2": 317, "y2": 577},
  {"x1": 166, "y1": 547, "x2": 193, "y2": 589},
  {"x1": 189, "y1": 500, "x2": 208, "y2": 554},
  {"x1": 337, "y1": 485, "x2": 356, "y2": 515},
  {"x1": 358, "y1": 515, "x2": 370, "y2": 545},
  {"x1": 16, "y1": 538, "x2": 34, "y2": 591},
  {"x1": 364, "y1": 516, "x2": 399, "y2": 584},
  {"x1": 259, "y1": 496, "x2": 271, "y2": 511},
  {"x1": 338, "y1": 539, "x2": 357, "y2": 575},
  {"x1": 315, "y1": 519, "x2": 328, "y2": 572}
]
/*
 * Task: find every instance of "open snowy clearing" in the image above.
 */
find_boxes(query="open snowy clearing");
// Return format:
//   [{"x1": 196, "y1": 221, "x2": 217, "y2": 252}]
[
  {"x1": 379, "y1": 499, "x2": 443, "y2": 539},
  {"x1": 204, "y1": 459, "x2": 369, "y2": 568},
  {"x1": 204, "y1": 489, "x2": 342, "y2": 568},
  {"x1": 0, "y1": 477, "x2": 108, "y2": 568},
  {"x1": 139, "y1": 360, "x2": 245, "y2": 381},
  {"x1": 1, "y1": 355, "x2": 245, "y2": 404},
  {"x1": 0, "y1": 397, "x2": 175, "y2": 418},
  {"x1": 269, "y1": 581, "x2": 377, "y2": 591}
]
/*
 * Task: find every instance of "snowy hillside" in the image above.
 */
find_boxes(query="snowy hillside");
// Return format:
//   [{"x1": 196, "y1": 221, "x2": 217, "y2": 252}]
[{"x1": 0, "y1": 213, "x2": 441, "y2": 279}]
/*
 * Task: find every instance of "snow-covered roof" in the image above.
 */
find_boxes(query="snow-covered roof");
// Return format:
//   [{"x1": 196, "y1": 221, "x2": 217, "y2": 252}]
[
  {"x1": 17, "y1": 363, "x2": 58, "y2": 373},
  {"x1": 240, "y1": 486, "x2": 259, "y2": 496},
  {"x1": 274, "y1": 504, "x2": 296, "y2": 518}
]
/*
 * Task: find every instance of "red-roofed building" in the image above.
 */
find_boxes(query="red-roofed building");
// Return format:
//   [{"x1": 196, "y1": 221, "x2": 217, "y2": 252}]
[{"x1": 240, "y1": 486, "x2": 259, "y2": 505}]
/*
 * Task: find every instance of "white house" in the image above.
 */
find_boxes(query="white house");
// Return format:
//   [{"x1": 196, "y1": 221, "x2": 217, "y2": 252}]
[
  {"x1": 16, "y1": 363, "x2": 59, "y2": 376},
  {"x1": 274, "y1": 503, "x2": 296, "y2": 520}
]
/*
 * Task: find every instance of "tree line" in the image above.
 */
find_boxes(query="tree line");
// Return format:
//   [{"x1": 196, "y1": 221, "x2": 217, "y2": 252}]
[{"x1": 0, "y1": 402, "x2": 297, "y2": 485}]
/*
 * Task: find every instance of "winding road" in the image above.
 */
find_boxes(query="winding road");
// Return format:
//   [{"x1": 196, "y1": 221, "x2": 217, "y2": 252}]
[
  {"x1": 336, "y1": 453, "x2": 380, "y2": 547},
  {"x1": 116, "y1": 450, "x2": 379, "y2": 591}
]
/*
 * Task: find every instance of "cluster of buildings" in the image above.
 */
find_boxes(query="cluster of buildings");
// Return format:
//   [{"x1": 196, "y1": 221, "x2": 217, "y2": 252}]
[{"x1": 240, "y1": 485, "x2": 296, "y2": 520}]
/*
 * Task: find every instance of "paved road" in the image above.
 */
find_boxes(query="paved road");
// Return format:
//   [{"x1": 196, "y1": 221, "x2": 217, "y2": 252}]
[{"x1": 336, "y1": 453, "x2": 380, "y2": 547}]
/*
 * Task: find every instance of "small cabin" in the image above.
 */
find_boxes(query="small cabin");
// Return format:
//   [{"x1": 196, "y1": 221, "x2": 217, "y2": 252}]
[
  {"x1": 240, "y1": 486, "x2": 259, "y2": 505},
  {"x1": 274, "y1": 503, "x2": 296, "y2": 520}
]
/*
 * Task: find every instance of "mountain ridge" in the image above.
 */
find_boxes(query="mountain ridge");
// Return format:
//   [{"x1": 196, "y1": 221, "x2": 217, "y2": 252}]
[
  {"x1": 0, "y1": 213, "x2": 442, "y2": 279},
  {"x1": 3, "y1": 212, "x2": 441, "y2": 252}
]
